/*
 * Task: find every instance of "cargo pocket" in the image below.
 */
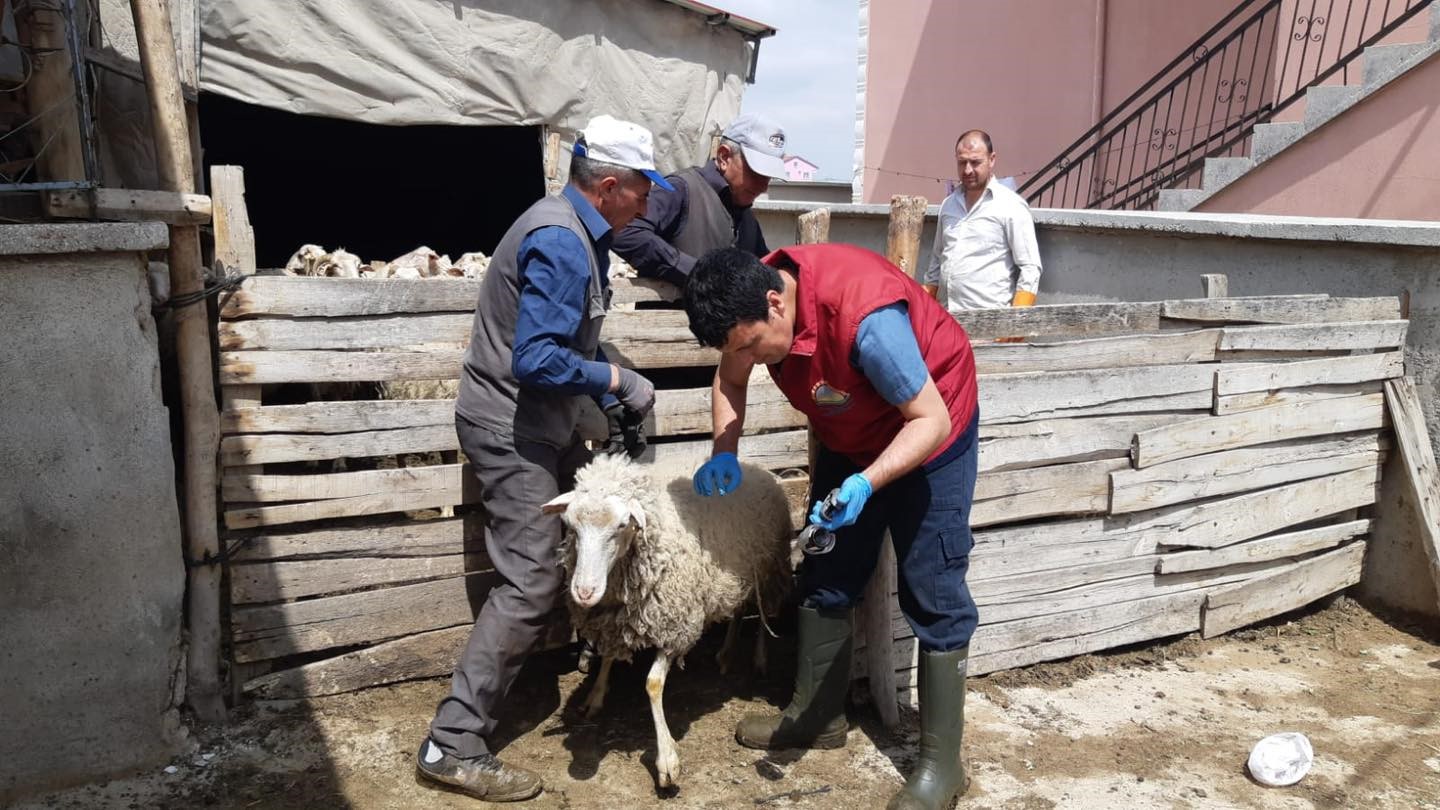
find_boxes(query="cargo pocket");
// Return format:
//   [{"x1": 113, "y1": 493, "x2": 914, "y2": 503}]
[{"x1": 933, "y1": 510, "x2": 973, "y2": 611}]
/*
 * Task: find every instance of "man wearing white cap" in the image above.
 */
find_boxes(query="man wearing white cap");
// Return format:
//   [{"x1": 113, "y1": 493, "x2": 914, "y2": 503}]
[
  {"x1": 614, "y1": 112, "x2": 788, "y2": 288},
  {"x1": 417, "y1": 115, "x2": 670, "y2": 802}
]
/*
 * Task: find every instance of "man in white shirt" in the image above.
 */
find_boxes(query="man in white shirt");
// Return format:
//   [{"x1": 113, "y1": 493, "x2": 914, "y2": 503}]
[{"x1": 923, "y1": 130, "x2": 1043, "y2": 314}]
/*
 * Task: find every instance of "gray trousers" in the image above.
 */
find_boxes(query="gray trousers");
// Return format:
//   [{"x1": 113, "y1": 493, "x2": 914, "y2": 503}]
[{"x1": 428, "y1": 416, "x2": 591, "y2": 758}]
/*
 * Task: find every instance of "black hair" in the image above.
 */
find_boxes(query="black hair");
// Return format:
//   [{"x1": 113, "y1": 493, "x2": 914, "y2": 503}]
[
  {"x1": 955, "y1": 129, "x2": 994, "y2": 154},
  {"x1": 684, "y1": 247, "x2": 783, "y2": 348}
]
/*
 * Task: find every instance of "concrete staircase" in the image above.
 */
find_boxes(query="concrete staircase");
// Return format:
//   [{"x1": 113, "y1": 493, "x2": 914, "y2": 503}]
[{"x1": 1157, "y1": 4, "x2": 1440, "y2": 212}]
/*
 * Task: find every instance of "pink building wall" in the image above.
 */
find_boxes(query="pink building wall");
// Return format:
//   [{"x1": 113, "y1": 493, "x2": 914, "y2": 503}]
[
  {"x1": 785, "y1": 155, "x2": 818, "y2": 180},
  {"x1": 1195, "y1": 50, "x2": 1440, "y2": 219},
  {"x1": 863, "y1": 0, "x2": 1235, "y2": 203}
]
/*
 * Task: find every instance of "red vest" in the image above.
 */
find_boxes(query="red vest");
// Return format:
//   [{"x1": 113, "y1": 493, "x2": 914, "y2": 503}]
[{"x1": 765, "y1": 244, "x2": 978, "y2": 467}]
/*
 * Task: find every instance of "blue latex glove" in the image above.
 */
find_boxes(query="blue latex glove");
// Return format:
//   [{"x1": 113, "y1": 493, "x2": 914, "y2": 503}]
[
  {"x1": 811, "y1": 473, "x2": 873, "y2": 530},
  {"x1": 693, "y1": 452, "x2": 743, "y2": 496}
]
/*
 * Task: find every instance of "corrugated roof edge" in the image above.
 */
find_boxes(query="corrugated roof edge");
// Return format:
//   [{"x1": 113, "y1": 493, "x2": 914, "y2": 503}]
[{"x1": 658, "y1": 0, "x2": 778, "y2": 37}]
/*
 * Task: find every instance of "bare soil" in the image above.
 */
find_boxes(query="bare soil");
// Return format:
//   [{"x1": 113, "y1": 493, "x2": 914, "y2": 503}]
[{"x1": 20, "y1": 597, "x2": 1440, "y2": 809}]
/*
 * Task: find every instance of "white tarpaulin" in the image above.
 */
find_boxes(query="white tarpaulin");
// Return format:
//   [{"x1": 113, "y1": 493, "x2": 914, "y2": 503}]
[{"x1": 197, "y1": 0, "x2": 751, "y2": 172}]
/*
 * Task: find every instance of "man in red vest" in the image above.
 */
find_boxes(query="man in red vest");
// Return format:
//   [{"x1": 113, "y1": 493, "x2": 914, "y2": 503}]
[{"x1": 684, "y1": 244, "x2": 980, "y2": 810}]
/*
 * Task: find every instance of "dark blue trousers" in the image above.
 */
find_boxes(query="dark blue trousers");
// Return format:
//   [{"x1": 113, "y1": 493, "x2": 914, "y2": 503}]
[{"x1": 801, "y1": 412, "x2": 980, "y2": 652}]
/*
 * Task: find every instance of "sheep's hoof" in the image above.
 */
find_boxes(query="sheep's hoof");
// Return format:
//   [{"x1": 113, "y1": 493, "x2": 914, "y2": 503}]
[{"x1": 656, "y1": 758, "x2": 681, "y2": 790}]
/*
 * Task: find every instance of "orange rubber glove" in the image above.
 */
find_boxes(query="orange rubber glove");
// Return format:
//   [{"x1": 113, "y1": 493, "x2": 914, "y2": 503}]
[{"x1": 996, "y1": 290, "x2": 1036, "y2": 342}]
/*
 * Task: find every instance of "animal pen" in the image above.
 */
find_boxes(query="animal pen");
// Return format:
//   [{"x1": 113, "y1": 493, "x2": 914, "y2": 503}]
[{"x1": 209, "y1": 178, "x2": 1440, "y2": 717}]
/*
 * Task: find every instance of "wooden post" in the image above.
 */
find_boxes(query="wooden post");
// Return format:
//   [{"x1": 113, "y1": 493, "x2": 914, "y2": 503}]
[
  {"x1": 131, "y1": 0, "x2": 226, "y2": 723},
  {"x1": 542, "y1": 129, "x2": 562, "y2": 195},
  {"x1": 1202, "y1": 274, "x2": 1229, "y2": 298},
  {"x1": 860, "y1": 194, "x2": 930, "y2": 728},
  {"x1": 13, "y1": 0, "x2": 86, "y2": 181},
  {"x1": 796, "y1": 208, "x2": 830, "y2": 488},
  {"x1": 1383, "y1": 377, "x2": 1440, "y2": 615}
]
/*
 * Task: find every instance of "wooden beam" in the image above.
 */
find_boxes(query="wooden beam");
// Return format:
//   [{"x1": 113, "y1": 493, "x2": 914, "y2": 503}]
[
  {"x1": 954, "y1": 301, "x2": 1162, "y2": 341},
  {"x1": 1382, "y1": 377, "x2": 1440, "y2": 615},
  {"x1": 244, "y1": 625, "x2": 471, "y2": 699},
  {"x1": 13, "y1": 2, "x2": 86, "y2": 181},
  {"x1": 1214, "y1": 352, "x2": 1404, "y2": 397},
  {"x1": 1201, "y1": 542, "x2": 1365, "y2": 637},
  {"x1": 222, "y1": 423, "x2": 459, "y2": 466},
  {"x1": 1219, "y1": 320, "x2": 1408, "y2": 352},
  {"x1": 1201, "y1": 274, "x2": 1228, "y2": 298},
  {"x1": 971, "y1": 457, "x2": 1127, "y2": 527},
  {"x1": 1118, "y1": 466, "x2": 1380, "y2": 550},
  {"x1": 1131, "y1": 392, "x2": 1386, "y2": 468},
  {"x1": 131, "y1": 0, "x2": 225, "y2": 723},
  {"x1": 231, "y1": 517, "x2": 475, "y2": 563},
  {"x1": 979, "y1": 411, "x2": 1200, "y2": 473},
  {"x1": 1158, "y1": 519, "x2": 1369, "y2": 574},
  {"x1": 1213, "y1": 380, "x2": 1384, "y2": 415},
  {"x1": 231, "y1": 553, "x2": 483, "y2": 604},
  {"x1": 979, "y1": 363, "x2": 1215, "y2": 424},
  {"x1": 970, "y1": 329, "x2": 1220, "y2": 375},
  {"x1": 1112, "y1": 433, "x2": 1383, "y2": 514},
  {"x1": 43, "y1": 188, "x2": 212, "y2": 225},
  {"x1": 1161, "y1": 296, "x2": 1400, "y2": 324}
]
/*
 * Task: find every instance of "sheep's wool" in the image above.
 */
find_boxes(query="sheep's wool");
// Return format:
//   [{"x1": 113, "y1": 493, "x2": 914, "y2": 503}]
[{"x1": 563, "y1": 454, "x2": 795, "y2": 661}]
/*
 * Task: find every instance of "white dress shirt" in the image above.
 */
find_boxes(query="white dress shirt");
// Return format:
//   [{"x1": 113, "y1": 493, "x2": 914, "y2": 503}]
[{"x1": 924, "y1": 179, "x2": 1043, "y2": 312}]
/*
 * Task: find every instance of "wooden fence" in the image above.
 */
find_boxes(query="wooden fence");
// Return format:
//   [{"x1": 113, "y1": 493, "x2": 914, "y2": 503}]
[{"x1": 216, "y1": 272, "x2": 1405, "y2": 702}]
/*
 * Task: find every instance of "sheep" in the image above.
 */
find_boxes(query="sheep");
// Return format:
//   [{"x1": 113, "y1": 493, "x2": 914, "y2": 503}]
[{"x1": 542, "y1": 452, "x2": 797, "y2": 789}]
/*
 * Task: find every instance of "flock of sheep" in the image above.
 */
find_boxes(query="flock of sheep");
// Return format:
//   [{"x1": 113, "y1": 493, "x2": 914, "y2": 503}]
[{"x1": 282, "y1": 244, "x2": 490, "y2": 278}]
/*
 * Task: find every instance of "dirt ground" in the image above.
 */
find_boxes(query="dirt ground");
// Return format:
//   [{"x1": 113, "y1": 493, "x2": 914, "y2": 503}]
[{"x1": 20, "y1": 597, "x2": 1440, "y2": 810}]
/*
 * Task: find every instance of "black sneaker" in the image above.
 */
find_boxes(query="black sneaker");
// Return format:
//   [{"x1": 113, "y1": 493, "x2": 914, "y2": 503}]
[{"x1": 415, "y1": 737, "x2": 543, "y2": 802}]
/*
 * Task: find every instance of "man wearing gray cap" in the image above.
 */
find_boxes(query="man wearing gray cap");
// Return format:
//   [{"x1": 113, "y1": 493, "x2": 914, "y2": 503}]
[
  {"x1": 416, "y1": 114, "x2": 665, "y2": 802},
  {"x1": 614, "y1": 112, "x2": 787, "y2": 288}
]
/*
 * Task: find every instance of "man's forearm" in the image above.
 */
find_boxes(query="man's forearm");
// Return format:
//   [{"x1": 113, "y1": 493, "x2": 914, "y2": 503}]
[
  {"x1": 711, "y1": 371, "x2": 747, "y2": 456},
  {"x1": 861, "y1": 413, "x2": 949, "y2": 490}
]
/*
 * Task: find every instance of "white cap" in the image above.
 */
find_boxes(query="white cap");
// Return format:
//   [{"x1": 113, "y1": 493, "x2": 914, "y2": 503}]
[
  {"x1": 573, "y1": 115, "x2": 674, "y2": 191},
  {"x1": 722, "y1": 113, "x2": 787, "y2": 180}
]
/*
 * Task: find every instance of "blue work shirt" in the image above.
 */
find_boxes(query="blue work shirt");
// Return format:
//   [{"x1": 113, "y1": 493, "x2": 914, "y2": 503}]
[
  {"x1": 852, "y1": 303, "x2": 929, "y2": 406},
  {"x1": 512, "y1": 184, "x2": 616, "y2": 402}
]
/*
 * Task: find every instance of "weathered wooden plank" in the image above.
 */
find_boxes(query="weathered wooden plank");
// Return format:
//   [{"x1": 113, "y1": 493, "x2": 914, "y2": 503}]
[
  {"x1": 221, "y1": 276, "x2": 483, "y2": 318},
  {"x1": 970, "y1": 517, "x2": 1163, "y2": 581},
  {"x1": 611, "y1": 277, "x2": 681, "y2": 305},
  {"x1": 1161, "y1": 296, "x2": 1400, "y2": 324},
  {"x1": 219, "y1": 313, "x2": 472, "y2": 351},
  {"x1": 952, "y1": 301, "x2": 1162, "y2": 340},
  {"x1": 230, "y1": 518, "x2": 475, "y2": 562},
  {"x1": 224, "y1": 463, "x2": 467, "y2": 502},
  {"x1": 600, "y1": 311, "x2": 715, "y2": 369},
  {"x1": 1214, "y1": 351, "x2": 1404, "y2": 397},
  {"x1": 1214, "y1": 380, "x2": 1384, "y2": 415},
  {"x1": 231, "y1": 574, "x2": 488, "y2": 662},
  {"x1": 978, "y1": 412, "x2": 1201, "y2": 473},
  {"x1": 244, "y1": 625, "x2": 471, "y2": 699},
  {"x1": 1112, "y1": 433, "x2": 1384, "y2": 513},
  {"x1": 231, "y1": 553, "x2": 484, "y2": 604},
  {"x1": 971, "y1": 330, "x2": 1219, "y2": 375},
  {"x1": 1383, "y1": 377, "x2": 1440, "y2": 615},
  {"x1": 971, "y1": 458, "x2": 1127, "y2": 527},
  {"x1": 1158, "y1": 520, "x2": 1369, "y2": 574},
  {"x1": 1133, "y1": 393, "x2": 1386, "y2": 467},
  {"x1": 978, "y1": 364, "x2": 1215, "y2": 424},
  {"x1": 646, "y1": 429, "x2": 808, "y2": 471},
  {"x1": 1201, "y1": 542, "x2": 1365, "y2": 637},
  {"x1": 225, "y1": 483, "x2": 468, "y2": 530},
  {"x1": 222, "y1": 424, "x2": 460, "y2": 466},
  {"x1": 220, "y1": 349, "x2": 463, "y2": 385},
  {"x1": 1219, "y1": 320, "x2": 1408, "y2": 352},
  {"x1": 45, "y1": 187, "x2": 212, "y2": 225},
  {"x1": 1118, "y1": 466, "x2": 1380, "y2": 550},
  {"x1": 223, "y1": 399, "x2": 455, "y2": 435}
]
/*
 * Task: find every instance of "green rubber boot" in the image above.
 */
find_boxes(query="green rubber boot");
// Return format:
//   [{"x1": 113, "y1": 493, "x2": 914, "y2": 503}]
[
  {"x1": 735, "y1": 605, "x2": 852, "y2": 750},
  {"x1": 887, "y1": 647, "x2": 969, "y2": 810}
]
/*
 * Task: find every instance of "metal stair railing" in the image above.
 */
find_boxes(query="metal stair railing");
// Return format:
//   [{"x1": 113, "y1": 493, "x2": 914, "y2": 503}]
[{"x1": 1018, "y1": 0, "x2": 1434, "y2": 211}]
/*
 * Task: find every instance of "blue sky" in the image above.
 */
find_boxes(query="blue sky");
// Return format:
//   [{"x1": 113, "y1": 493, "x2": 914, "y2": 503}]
[{"x1": 719, "y1": 0, "x2": 860, "y2": 182}]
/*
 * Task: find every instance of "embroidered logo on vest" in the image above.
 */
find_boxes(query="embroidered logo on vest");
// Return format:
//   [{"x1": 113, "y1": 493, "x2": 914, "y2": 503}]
[{"x1": 811, "y1": 381, "x2": 851, "y2": 413}]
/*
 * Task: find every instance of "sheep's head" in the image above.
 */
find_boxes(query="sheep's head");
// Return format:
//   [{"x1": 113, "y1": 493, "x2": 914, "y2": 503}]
[{"x1": 543, "y1": 490, "x2": 646, "y2": 609}]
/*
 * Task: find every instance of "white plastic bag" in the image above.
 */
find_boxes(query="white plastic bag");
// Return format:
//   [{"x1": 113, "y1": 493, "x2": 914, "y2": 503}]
[{"x1": 1247, "y1": 732, "x2": 1314, "y2": 786}]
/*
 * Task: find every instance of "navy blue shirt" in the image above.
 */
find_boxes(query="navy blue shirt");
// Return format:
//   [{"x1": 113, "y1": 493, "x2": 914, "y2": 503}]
[
  {"x1": 511, "y1": 184, "x2": 616, "y2": 400},
  {"x1": 612, "y1": 160, "x2": 769, "y2": 287}
]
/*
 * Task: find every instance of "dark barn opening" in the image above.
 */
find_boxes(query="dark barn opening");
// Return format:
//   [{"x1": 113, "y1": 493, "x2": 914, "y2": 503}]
[{"x1": 199, "y1": 93, "x2": 545, "y2": 269}]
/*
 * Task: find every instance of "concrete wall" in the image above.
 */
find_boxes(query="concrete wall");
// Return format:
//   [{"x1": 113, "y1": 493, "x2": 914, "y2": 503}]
[
  {"x1": 0, "y1": 223, "x2": 188, "y2": 801},
  {"x1": 755, "y1": 201, "x2": 1440, "y2": 616},
  {"x1": 1198, "y1": 50, "x2": 1440, "y2": 219},
  {"x1": 861, "y1": 0, "x2": 1233, "y2": 203}
]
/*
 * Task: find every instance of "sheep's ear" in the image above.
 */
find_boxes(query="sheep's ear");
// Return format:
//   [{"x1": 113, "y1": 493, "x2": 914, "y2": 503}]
[
  {"x1": 626, "y1": 498, "x2": 646, "y2": 533},
  {"x1": 541, "y1": 492, "x2": 574, "y2": 514}
]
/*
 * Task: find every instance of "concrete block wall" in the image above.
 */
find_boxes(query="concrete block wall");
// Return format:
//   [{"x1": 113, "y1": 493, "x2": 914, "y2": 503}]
[
  {"x1": 754, "y1": 202, "x2": 1440, "y2": 618},
  {"x1": 0, "y1": 223, "x2": 188, "y2": 802}
]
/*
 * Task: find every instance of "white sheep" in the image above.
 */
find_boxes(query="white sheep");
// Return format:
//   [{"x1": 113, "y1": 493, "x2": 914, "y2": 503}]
[{"x1": 542, "y1": 452, "x2": 796, "y2": 789}]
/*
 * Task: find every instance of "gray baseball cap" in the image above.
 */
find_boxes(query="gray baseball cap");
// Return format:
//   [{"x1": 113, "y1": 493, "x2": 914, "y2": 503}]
[{"x1": 722, "y1": 113, "x2": 787, "y2": 180}]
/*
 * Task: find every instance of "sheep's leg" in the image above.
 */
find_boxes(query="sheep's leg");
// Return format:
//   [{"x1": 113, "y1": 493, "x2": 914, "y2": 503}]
[
  {"x1": 716, "y1": 616, "x2": 742, "y2": 674},
  {"x1": 646, "y1": 653, "x2": 680, "y2": 789},
  {"x1": 582, "y1": 656, "x2": 614, "y2": 719}
]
